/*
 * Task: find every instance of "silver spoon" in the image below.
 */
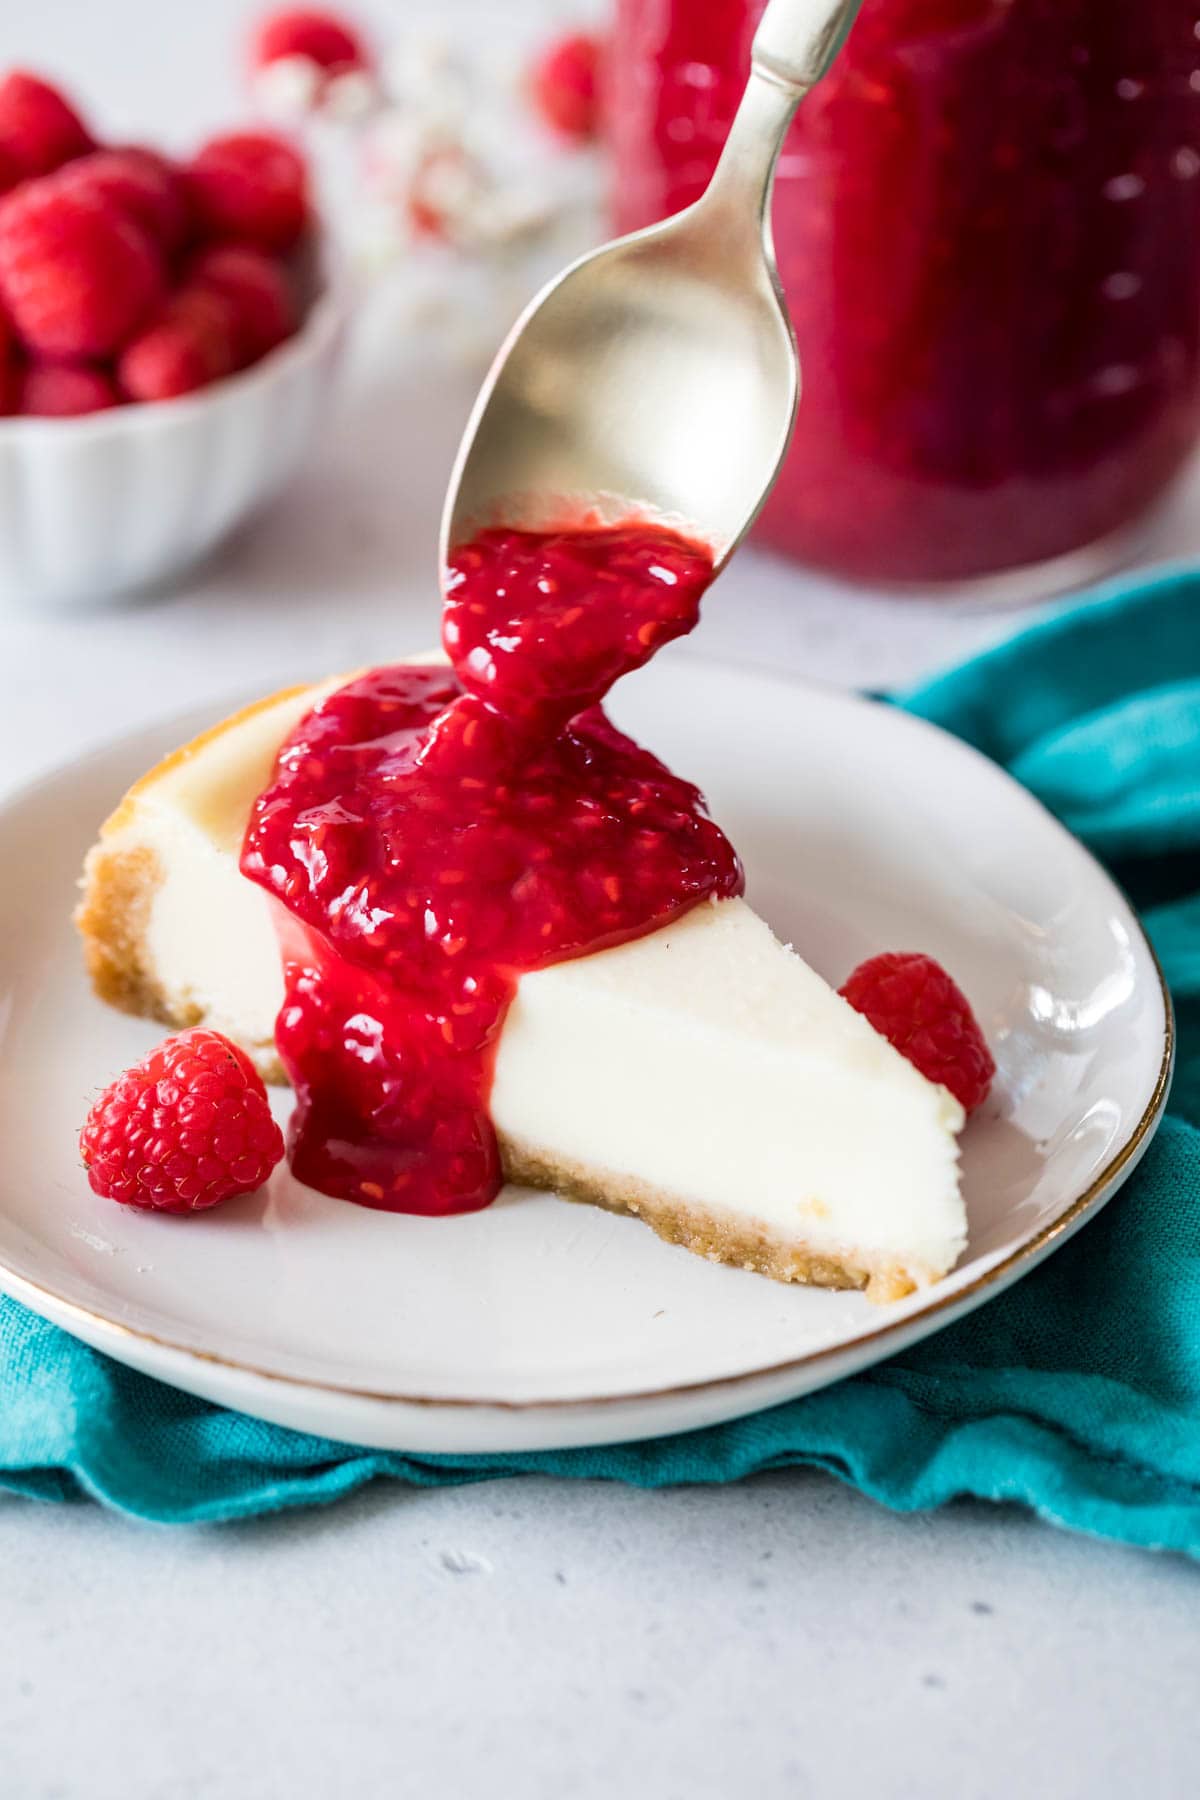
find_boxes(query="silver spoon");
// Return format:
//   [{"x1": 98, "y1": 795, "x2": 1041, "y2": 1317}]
[{"x1": 440, "y1": 0, "x2": 862, "y2": 576}]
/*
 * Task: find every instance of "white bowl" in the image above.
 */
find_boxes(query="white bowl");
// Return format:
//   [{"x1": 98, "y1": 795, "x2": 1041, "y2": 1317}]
[{"x1": 0, "y1": 258, "x2": 347, "y2": 611}]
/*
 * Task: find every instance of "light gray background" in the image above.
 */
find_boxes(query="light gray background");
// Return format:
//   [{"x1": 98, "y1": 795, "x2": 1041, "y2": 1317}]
[{"x1": 1, "y1": 3, "x2": 1198, "y2": 1796}]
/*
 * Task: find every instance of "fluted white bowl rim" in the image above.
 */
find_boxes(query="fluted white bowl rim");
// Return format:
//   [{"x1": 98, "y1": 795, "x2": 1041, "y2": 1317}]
[{"x1": 0, "y1": 249, "x2": 348, "y2": 443}]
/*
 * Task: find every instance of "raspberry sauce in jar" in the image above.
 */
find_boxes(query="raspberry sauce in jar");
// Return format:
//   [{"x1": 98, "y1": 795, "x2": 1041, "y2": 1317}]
[{"x1": 608, "y1": 0, "x2": 1200, "y2": 589}]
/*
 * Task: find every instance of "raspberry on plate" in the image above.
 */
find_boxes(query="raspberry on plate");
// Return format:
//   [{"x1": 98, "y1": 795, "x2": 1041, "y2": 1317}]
[
  {"x1": 0, "y1": 71, "x2": 94, "y2": 180},
  {"x1": 187, "y1": 241, "x2": 296, "y2": 364},
  {"x1": 117, "y1": 284, "x2": 239, "y2": 400},
  {"x1": 61, "y1": 148, "x2": 191, "y2": 257},
  {"x1": 80, "y1": 1027, "x2": 285, "y2": 1213},
  {"x1": 529, "y1": 32, "x2": 603, "y2": 141},
  {"x1": 0, "y1": 183, "x2": 164, "y2": 358},
  {"x1": 19, "y1": 361, "x2": 120, "y2": 416},
  {"x1": 186, "y1": 130, "x2": 308, "y2": 252},
  {"x1": 251, "y1": 8, "x2": 369, "y2": 75},
  {"x1": 841, "y1": 952, "x2": 996, "y2": 1114}
]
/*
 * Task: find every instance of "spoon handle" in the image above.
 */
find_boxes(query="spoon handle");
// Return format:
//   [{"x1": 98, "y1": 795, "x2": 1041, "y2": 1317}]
[
  {"x1": 752, "y1": 0, "x2": 863, "y2": 94},
  {"x1": 705, "y1": 0, "x2": 861, "y2": 229}
]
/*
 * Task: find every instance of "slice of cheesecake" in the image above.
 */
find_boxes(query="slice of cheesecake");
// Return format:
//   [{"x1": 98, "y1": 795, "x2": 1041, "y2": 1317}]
[{"x1": 76, "y1": 676, "x2": 968, "y2": 1300}]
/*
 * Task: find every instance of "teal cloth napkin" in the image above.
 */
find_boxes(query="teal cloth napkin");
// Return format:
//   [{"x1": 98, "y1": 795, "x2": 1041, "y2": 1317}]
[{"x1": 5, "y1": 567, "x2": 1200, "y2": 1545}]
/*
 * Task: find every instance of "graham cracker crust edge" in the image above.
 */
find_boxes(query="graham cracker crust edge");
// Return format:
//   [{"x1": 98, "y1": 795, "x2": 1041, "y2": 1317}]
[
  {"x1": 74, "y1": 839, "x2": 285, "y2": 1082},
  {"x1": 501, "y1": 1136, "x2": 926, "y2": 1303}
]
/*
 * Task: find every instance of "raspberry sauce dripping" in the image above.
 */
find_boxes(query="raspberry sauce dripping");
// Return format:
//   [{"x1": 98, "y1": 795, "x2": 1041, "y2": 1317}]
[{"x1": 240, "y1": 523, "x2": 743, "y2": 1213}]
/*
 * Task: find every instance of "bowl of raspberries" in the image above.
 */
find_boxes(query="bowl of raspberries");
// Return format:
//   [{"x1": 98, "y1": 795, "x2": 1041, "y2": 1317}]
[{"x1": 0, "y1": 70, "x2": 345, "y2": 610}]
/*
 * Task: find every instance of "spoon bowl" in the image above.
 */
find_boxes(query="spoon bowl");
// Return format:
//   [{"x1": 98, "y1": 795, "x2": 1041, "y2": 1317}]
[
  {"x1": 441, "y1": 0, "x2": 862, "y2": 572},
  {"x1": 440, "y1": 185, "x2": 797, "y2": 564}
]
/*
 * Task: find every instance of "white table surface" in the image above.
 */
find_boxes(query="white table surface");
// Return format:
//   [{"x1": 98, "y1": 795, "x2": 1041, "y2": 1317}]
[{"x1": 3, "y1": 3, "x2": 1200, "y2": 1795}]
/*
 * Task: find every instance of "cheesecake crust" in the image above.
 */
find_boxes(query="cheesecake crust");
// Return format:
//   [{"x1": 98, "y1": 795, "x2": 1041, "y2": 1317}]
[
  {"x1": 501, "y1": 1136, "x2": 924, "y2": 1303},
  {"x1": 75, "y1": 841, "x2": 185, "y2": 1029}
]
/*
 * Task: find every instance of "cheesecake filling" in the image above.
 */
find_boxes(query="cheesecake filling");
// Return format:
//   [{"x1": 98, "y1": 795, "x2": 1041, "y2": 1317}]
[{"x1": 240, "y1": 524, "x2": 744, "y2": 1213}]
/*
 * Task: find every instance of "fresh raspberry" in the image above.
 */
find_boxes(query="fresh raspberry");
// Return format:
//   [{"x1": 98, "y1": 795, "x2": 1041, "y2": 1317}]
[
  {"x1": 117, "y1": 284, "x2": 239, "y2": 400},
  {"x1": 60, "y1": 148, "x2": 191, "y2": 256},
  {"x1": 251, "y1": 9, "x2": 369, "y2": 75},
  {"x1": 529, "y1": 33, "x2": 603, "y2": 141},
  {"x1": 186, "y1": 130, "x2": 309, "y2": 252},
  {"x1": 80, "y1": 1028, "x2": 285, "y2": 1213},
  {"x1": 186, "y1": 241, "x2": 296, "y2": 364},
  {"x1": 0, "y1": 183, "x2": 164, "y2": 357},
  {"x1": 0, "y1": 72, "x2": 94, "y2": 180},
  {"x1": 19, "y1": 361, "x2": 119, "y2": 415},
  {"x1": 841, "y1": 952, "x2": 995, "y2": 1113}
]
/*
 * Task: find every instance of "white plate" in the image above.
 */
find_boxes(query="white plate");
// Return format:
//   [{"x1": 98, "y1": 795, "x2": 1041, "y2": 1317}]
[{"x1": 0, "y1": 659, "x2": 1172, "y2": 1452}]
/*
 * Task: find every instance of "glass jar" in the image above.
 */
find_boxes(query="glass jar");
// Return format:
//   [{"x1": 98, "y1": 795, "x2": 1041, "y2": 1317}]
[{"x1": 608, "y1": 0, "x2": 1200, "y2": 591}]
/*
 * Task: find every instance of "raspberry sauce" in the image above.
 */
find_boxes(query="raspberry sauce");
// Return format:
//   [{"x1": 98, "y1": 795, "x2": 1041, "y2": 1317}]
[{"x1": 240, "y1": 524, "x2": 742, "y2": 1213}]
